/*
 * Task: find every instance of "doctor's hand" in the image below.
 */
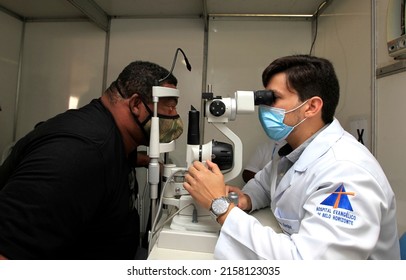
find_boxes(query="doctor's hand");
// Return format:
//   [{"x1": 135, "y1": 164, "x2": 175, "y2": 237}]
[
  {"x1": 183, "y1": 160, "x2": 228, "y2": 210},
  {"x1": 228, "y1": 186, "x2": 252, "y2": 211}
]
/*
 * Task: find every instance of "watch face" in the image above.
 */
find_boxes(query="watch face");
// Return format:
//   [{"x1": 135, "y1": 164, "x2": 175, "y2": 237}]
[{"x1": 212, "y1": 197, "x2": 229, "y2": 215}]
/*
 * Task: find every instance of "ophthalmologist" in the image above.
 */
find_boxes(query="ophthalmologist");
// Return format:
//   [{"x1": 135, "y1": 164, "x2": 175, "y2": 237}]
[{"x1": 183, "y1": 54, "x2": 400, "y2": 260}]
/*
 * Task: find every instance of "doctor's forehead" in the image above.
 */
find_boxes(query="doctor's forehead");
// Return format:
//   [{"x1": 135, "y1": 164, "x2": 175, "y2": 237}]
[{"x1": 266, "y1": 76, "x2": 298, "y2": 96}]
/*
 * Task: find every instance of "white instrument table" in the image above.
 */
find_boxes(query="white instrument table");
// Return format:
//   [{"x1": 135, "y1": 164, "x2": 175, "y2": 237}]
[{"x1": 147, "y1": 207, "x2": 281, "y2": 260}]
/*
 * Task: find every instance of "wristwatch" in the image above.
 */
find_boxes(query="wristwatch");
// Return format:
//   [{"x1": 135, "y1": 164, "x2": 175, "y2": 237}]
[{"x1": 210, "y1": 196, "x2": 231, "y2": 221}]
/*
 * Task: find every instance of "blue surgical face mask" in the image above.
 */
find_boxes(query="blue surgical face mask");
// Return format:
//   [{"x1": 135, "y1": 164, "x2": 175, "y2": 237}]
[{"x1": 258, "y1": 100, "x2": 308, "y2": 142}]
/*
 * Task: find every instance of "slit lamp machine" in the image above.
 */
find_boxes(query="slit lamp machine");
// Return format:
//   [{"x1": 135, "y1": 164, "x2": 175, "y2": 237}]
[{"x1": 146, "y1": 49, "x2": 274, "y2": 255}]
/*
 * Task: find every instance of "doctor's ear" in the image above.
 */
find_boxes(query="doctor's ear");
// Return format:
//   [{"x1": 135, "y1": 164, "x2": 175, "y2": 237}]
[{"x1": 304, "y1": 96, "x2": 323, "y2": 118}]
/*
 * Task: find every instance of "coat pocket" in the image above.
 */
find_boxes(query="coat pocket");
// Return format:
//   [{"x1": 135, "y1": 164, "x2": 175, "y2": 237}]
[{"x1": 273, "y1": 213, "x2": 300, "y2": 235}]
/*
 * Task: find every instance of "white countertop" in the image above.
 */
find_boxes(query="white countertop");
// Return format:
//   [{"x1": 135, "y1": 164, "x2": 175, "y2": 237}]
[{"x1": 147, "y1": 207, "x2": 281, "y2": 260}]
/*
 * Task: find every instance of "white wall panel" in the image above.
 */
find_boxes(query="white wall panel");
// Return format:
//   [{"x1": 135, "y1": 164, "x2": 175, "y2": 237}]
[
  {"x1": 0, "y1": 11, "x2": 22, "y2": 157},
  {"x1": 377, "y1": 72, "x2": 406, "y2": 235},
  {"x1": 206, "y1": 19, "x2": 312, "y2": 186},
  {"x1": 16, "y1": 22, "x2": 106, "y2": 139},
  {"x1": 376, "y1": 0, "x2": 406, "y2": 235},
  {"x1": 315, "y1": 0, "x2": 372, "y2": 149}
]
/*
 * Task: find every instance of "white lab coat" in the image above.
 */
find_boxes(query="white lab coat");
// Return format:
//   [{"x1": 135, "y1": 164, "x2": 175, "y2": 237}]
[{"x1": 215, "y1": 119, "x2": 400, "y2": 259}]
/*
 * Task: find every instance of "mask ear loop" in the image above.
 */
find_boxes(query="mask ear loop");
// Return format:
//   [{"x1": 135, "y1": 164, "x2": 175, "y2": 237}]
[
  {"x1": 285, "y1": 99, "x2": 309, "y2": 114},
  {"x1": 287, "y1": 99, "x2": 309, "y2": 129},
  {"x1": 139, "y1": 98, "x2": 154, "y2": 126},
  {"x1": 157, "y1": 113, "x2": 180, "y2": 119},
  {"x1": 117, "y1": 79, "x2": 154, "y2": 140},
  {"x1": 132, "y1": 97, "x2": 153, "y2": 142}
]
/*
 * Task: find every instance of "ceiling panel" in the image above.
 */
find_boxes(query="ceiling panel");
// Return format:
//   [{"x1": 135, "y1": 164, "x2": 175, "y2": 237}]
[
  {"x1": 0, "y1": 0, "x2": 84, "y2": 19},
  {"x1": 0, "y1": 0, "x2": 328, "y2": 20},
  {"x1": 95, "y1": 0, "x2": 204, "y2": 17},
  {"x1": 206, "y1": 0, "x2": 325, "y2": 15}
]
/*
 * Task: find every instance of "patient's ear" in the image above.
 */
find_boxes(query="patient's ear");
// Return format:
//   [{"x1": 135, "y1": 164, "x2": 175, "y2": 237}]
[{"x1": 128, "y1": 94, "x2": 142, "y2": 116}]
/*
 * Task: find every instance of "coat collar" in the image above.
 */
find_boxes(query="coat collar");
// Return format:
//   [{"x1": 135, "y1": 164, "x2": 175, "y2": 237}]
[{"x1": 293, "y1": 118, "x2": 344, "y2": 172}]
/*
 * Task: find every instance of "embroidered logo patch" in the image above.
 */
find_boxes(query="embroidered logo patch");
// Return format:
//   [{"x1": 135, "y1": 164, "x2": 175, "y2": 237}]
[{"x1": 316, "y1": 184, "x2": 357, "y2": 225}]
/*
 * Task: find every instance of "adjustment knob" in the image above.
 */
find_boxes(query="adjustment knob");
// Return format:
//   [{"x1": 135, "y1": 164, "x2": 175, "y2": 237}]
[{"x1": 209, "y1": 100, "x2": 226, "y2": 117}]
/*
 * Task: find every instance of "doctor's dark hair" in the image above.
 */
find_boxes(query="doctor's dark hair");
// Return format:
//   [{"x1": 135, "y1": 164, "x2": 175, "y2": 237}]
[
  {"x1": 262, "y1": 55, "x2": 339, "y2": 124},
  {"x1": 108, "y1": 61, "x2": 177, "y2": 103}
]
